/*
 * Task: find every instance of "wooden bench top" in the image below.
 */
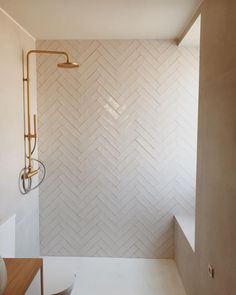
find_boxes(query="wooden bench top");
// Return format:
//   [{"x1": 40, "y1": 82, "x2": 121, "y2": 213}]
[{"x1": 4, "y1": 258, "x2": 43, "y2": 295}]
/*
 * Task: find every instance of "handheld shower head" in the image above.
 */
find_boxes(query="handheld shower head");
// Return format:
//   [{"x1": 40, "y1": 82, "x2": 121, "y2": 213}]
[{"x1": 57, "y1": 61, "x2": 79, "y2": 69}]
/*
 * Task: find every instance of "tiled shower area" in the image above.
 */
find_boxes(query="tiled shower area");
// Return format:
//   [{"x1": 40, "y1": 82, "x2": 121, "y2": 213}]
[{"x1": 37, "y1": 40, "x2": 199, "y2": 259}]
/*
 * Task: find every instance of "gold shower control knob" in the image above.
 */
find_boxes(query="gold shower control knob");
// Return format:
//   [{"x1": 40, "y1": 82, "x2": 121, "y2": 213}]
[{"x1": 21, "y1": 168, "x2": 39, "y2": 179}]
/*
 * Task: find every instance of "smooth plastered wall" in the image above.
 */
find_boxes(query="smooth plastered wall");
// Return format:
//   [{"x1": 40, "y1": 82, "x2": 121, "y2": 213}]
[
  {"x1": 175, "y1": 1, "x2": 236, "y2": 294},
  {"x1": 174, "y1": 219, "x2": 196, "y2": 295},
  {"x1": 0, "y1": 9, "x2": 39, "y2": 257},
  {"x1": 195, "y1": 0, "x2": 236, "y2": 293},
  {"x1": 37, "y1": 40, "x2": 199, "y2": 257}
]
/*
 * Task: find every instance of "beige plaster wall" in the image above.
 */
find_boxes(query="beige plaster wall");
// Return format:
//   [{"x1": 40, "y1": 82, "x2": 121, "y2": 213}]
[
  {"x1": 176, "y1": 1, "x2": 236, "y2": 294},
  {"x1": 195, "y1": 0, "x2": 236, "y2": 293},
  {"x1": 0, "y1": 9, "x2": 39, "y2": 257},
  {"x1": 174, "y1": 220, "x2": 197, "y2": 295}
]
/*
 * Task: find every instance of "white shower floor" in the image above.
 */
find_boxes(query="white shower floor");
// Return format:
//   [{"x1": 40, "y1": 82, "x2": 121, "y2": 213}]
[{"x1": 43, "y1": 257, "x2": 186, "y2": 295}]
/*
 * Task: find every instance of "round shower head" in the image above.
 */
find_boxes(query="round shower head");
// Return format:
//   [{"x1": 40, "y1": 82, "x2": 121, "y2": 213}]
[{"x1": 57, "y1": 61, "x2": 79, "y2": 69}]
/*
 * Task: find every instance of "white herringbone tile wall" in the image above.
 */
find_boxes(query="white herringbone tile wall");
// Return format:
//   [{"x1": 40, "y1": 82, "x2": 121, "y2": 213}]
[{"x1": 37, "y1": 40, "x2": 199, "y2": 258}]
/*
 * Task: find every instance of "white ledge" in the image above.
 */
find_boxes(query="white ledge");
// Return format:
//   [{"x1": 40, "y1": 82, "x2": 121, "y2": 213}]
[{"x1": 175, "y1": 215, "x2": 195, "y2": 251}]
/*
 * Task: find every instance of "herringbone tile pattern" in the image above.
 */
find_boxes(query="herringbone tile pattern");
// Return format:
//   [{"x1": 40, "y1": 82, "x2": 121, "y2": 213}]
[{"x1": 37, "y1": 40, "x2": 199, "y2": 258}]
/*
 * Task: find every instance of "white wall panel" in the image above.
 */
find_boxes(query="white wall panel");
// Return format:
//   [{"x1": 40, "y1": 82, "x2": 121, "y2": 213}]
[{"x1": 0, "y1": 9, "x2": 39, "y2": 257}]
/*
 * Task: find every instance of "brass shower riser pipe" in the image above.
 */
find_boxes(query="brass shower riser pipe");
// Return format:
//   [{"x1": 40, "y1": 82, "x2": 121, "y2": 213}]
[
  {"x1": 24, "y1": 50, "x2": 70, "y2": 174},
  {"x1": 23, "y1": 50, "x2": 79, "y2": 178},
  {"x1": 19, "y1": 49, "x2": 79, "y2": 193}
]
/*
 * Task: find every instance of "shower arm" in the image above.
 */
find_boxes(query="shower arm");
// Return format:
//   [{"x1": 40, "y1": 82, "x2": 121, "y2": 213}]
[{"x1": 23, "y1": 50, "x2": 70, "y2": 178}]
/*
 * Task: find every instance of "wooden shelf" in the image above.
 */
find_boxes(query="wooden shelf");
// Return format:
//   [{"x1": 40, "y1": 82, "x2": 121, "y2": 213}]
[{"x1": 4, "y1": 258, "x2": 43, "y2": 295}]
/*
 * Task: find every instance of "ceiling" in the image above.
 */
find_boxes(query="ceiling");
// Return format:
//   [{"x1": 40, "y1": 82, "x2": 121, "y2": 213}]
[{"x1": 0, "y1": 0, "x2": 201, "y2": 40}]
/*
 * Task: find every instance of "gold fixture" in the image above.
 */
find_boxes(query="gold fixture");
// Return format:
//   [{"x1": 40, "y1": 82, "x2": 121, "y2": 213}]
[{"x1": 19, "y1": 50, "x2": 79, "y2": 194}]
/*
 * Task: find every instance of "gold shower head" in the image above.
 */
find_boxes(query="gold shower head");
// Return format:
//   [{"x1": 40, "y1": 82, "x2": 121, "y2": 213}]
[{"x1": 57, "y1": 61, "x2": 79, "y2": 69}]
